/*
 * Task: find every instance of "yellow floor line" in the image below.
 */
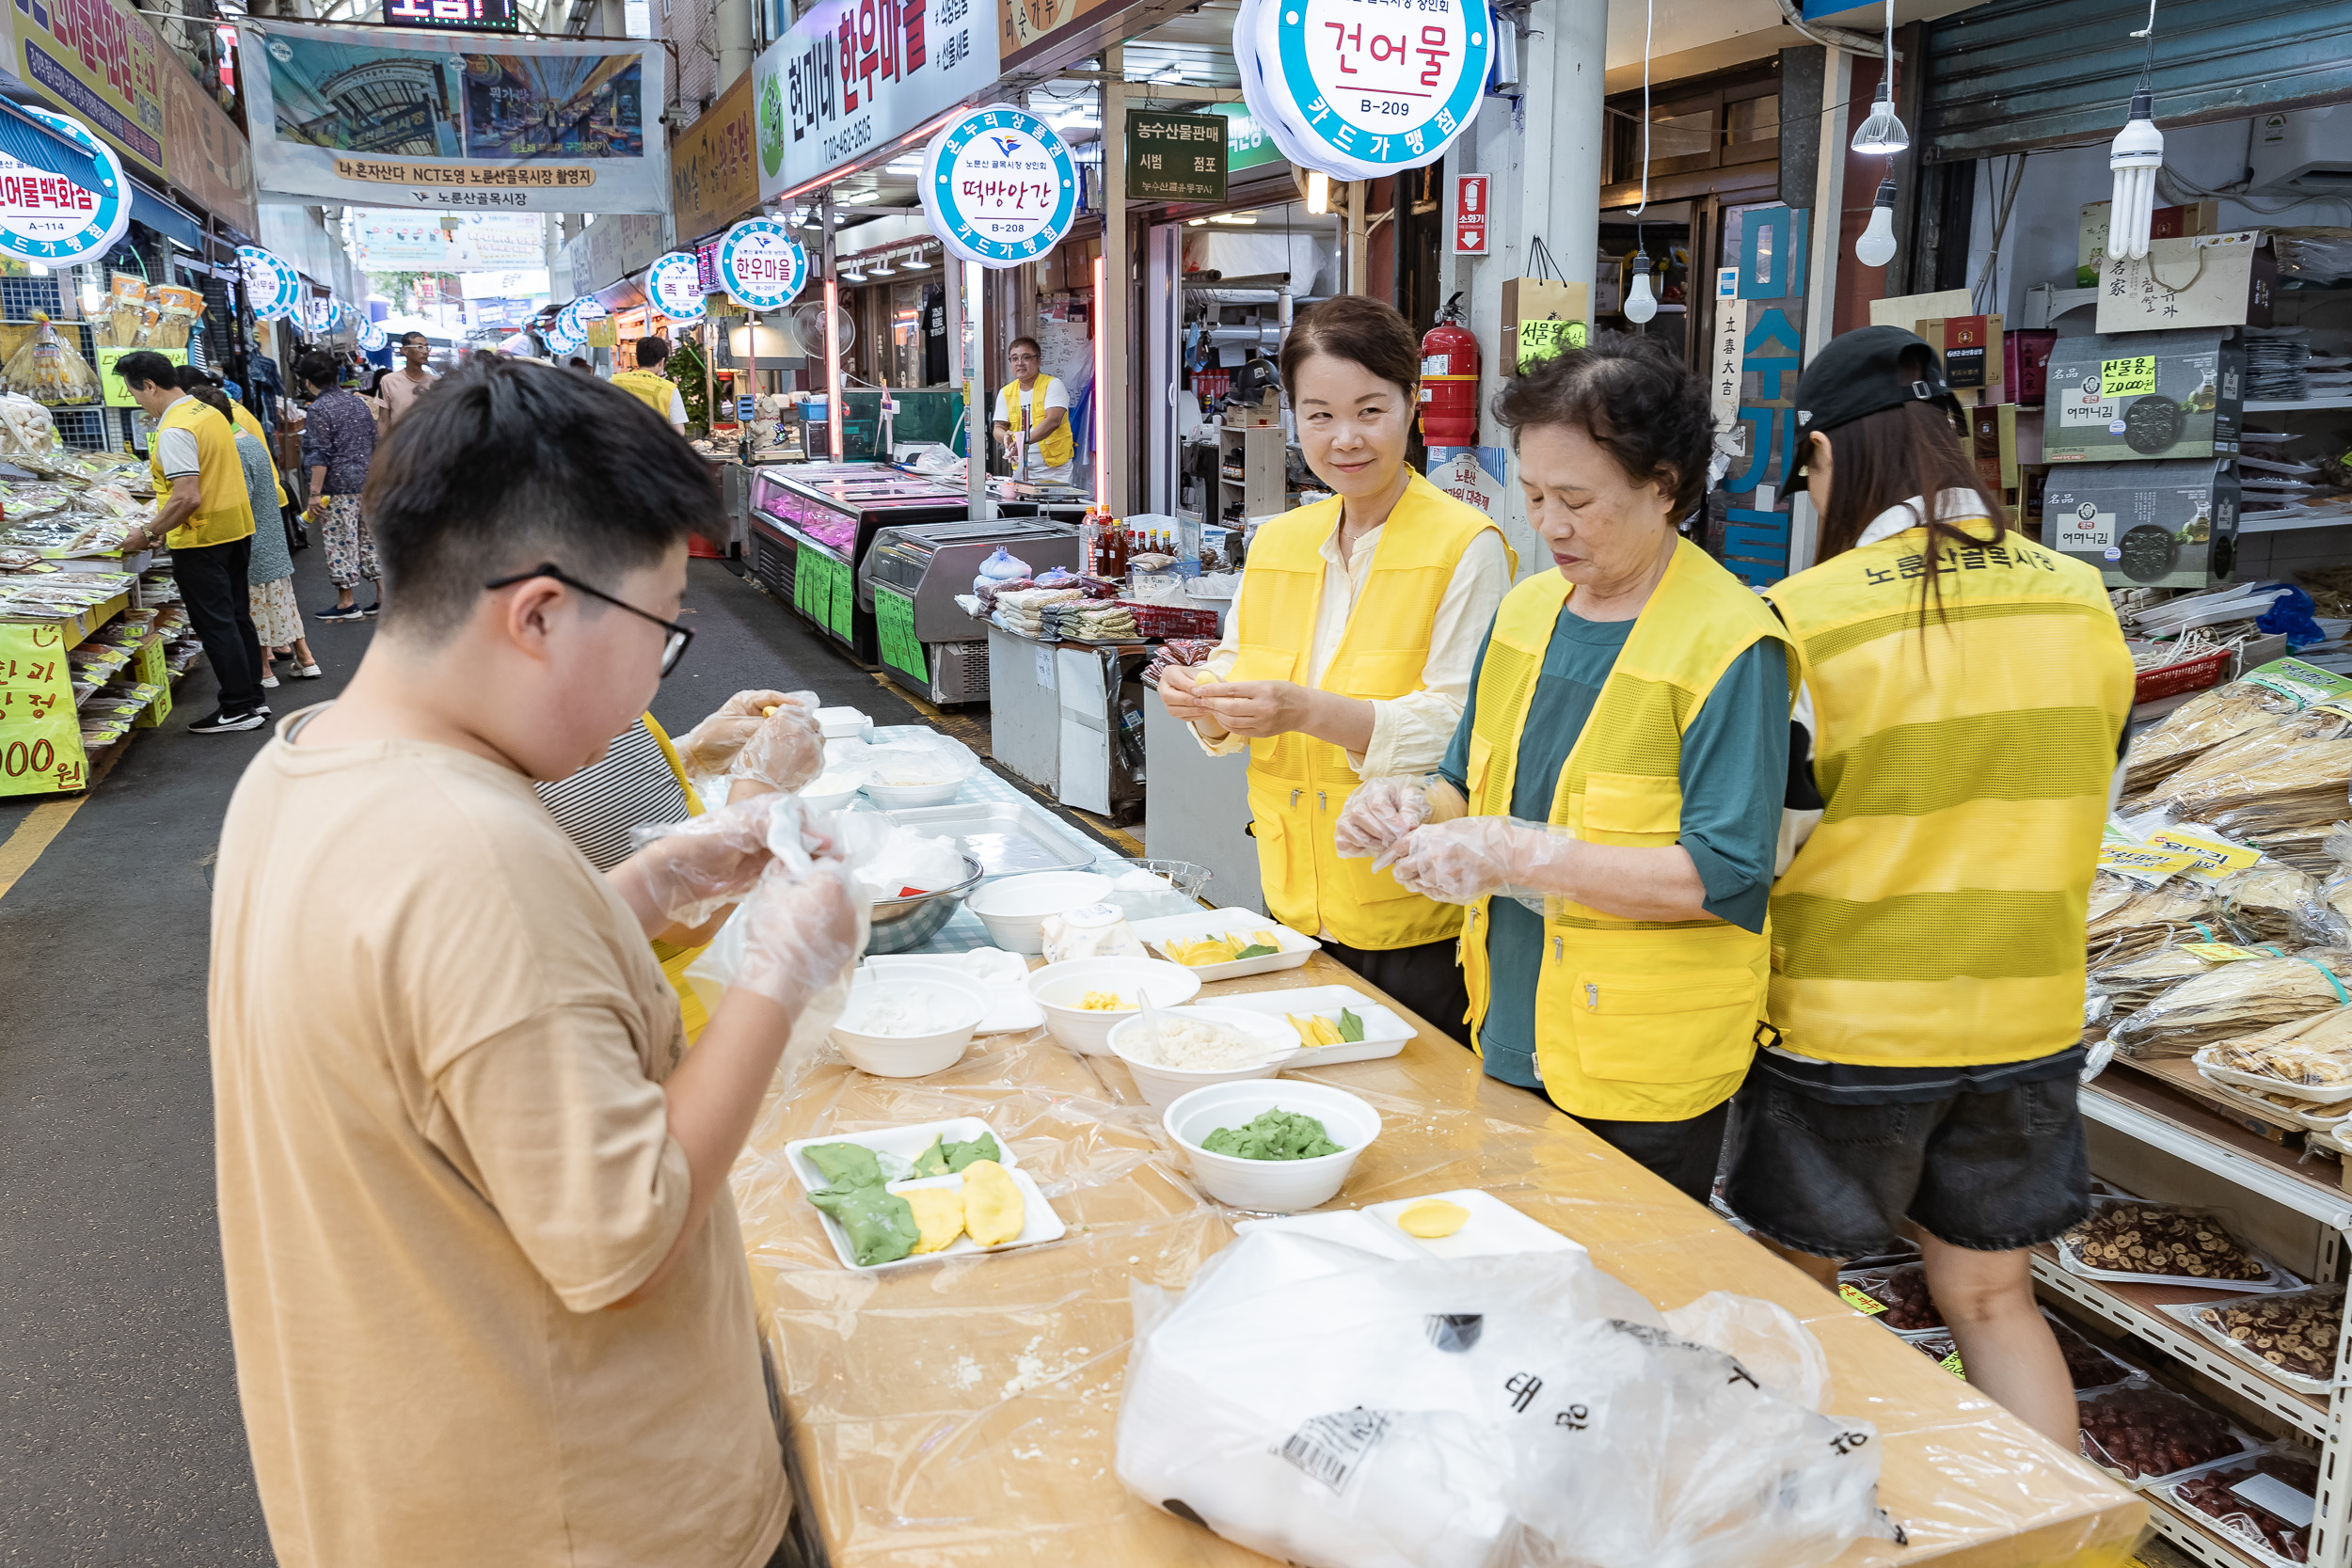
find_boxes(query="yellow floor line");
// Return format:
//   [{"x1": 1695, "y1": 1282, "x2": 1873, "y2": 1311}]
[{"x1": 0, "y1": 796, "x2": 86, "y2": 904}]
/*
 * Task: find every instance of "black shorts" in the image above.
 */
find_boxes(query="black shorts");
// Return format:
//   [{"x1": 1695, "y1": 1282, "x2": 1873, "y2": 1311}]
[{"x1": 1721, "y1": 1069, "x2": 2090, "y2": 1259}]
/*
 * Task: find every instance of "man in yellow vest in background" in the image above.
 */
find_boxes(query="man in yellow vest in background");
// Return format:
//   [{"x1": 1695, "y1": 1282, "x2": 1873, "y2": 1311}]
[
  {"x1": 119, "y1": 350, "x2": 266, "y2": 734},
  {"x1": 611, "y1": 337, "x2": 688, "y2": 435},
  {"x1": 992, "y1": 336, "x2": 1073, "y2": 483}
]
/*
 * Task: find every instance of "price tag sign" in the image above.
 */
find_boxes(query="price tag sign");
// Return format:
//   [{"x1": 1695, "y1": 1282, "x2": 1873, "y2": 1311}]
[
  {"x1": 876, "y1": 585, "x2": 929, "y2": 680},
  {"x1": 99, "y1": 346, "x2": 186, "y2": 408},
  {"x1": 646, "y1": 252, "x2": 707, "y2": 323},
  {"x1": 0, "y1": 623, "x2": 86, "y2": 797},
  {"x1": 828, "y1": 553, "x2": 853, "y2": 641},
  {"x1": 921, "y1": 105, "x2": 1080, "y2": 269},
  {"x1": 1514, "y1": 317, "x2": 1585, "y2": 372},
  {"x1": 2100, "y1": 356, "x2": 2157, "y2": 398},
  {"x1": 717, "y1": 220, "x2": 806, "y2": 311},
  {"x1": 1836, "y1": 1283, "x2": 1887, "y2": 1316},
  {"x1": 1937, "y1": 1352, "x2": 1966, "y2": 1380}
]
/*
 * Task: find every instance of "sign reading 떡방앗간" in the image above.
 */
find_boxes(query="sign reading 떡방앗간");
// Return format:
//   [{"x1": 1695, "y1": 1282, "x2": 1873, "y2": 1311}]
[
  {"x1": 752, "y1": 0, "x2": 1001, "y2": 202},
  {"x1": 382, "y1": 0, "x2": 520, "y2": 31},
  {"x1": 920, "y1": 104, "x2": 1078, "y2": 269},
  {"x1": 241, "y1": 19, "x2": 667, "y2": 214},
  {"x1": 1125, "y1": 110, "x2": 1226, "y2": 203}
]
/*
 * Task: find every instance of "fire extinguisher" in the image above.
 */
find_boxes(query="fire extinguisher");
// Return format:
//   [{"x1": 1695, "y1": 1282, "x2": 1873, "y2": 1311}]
[{"x1": 1418, "y1": 292, "x2": 1480, "y2": 449}]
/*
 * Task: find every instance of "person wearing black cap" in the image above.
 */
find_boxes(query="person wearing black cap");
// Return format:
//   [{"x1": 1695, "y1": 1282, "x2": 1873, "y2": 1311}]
[{"x1": 1719, "y1": 325, "x2": 2134, "y2": 1447}]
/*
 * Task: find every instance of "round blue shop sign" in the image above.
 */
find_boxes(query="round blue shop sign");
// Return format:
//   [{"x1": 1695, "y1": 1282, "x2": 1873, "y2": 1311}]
[
  {"x1": 237, "y1": 245, "x2": 303, "y2": 322},
  {"x1": 647, "y1": 250, "x2": 707, "y2": 322},
  {"x1": 717, "y1": 221, "x2": 806, "y2": 311},
  {"x1": 1266, "y1": 0, "x2": 1489, "y2": 174},
  {"x1": 0, "y1": 106, "x2": 127, "y2": 267},
  {"x1": 920, "y1": 104, "x2": 1078, "y2": 270}
]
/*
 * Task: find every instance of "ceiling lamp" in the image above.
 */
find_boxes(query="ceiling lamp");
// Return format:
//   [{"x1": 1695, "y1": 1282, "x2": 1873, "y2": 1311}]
[
  {"x1": 867, "y1": 256, "x2": 898, "y2": 277},
  {"x1": 2107, "y1": 1, "x2": 2166, "y2": 262},
  {"x1": 841, "y1": 266, "x2": 869, "y2": 285},
  {"x1": 1854, "y1": 179, "x2": 1899, "y2": 267},
  {"x1": 1849, "y1": 0, "x2": 1909, "y2": 155},
  {"x1": 1623, "y1": 253, "x2": 1658, "y2": 325},
  {"x1": 1210, "y1": 213, "x2": 1258, "y2": 225}
]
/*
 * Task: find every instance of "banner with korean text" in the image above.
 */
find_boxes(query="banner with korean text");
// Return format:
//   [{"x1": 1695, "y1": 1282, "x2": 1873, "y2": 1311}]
[
  {"x1": 752, "y1": 0, "x2": 998, "y2": 202},
  {"x1": 239, "y1": 19, "x2": 666, "y2": 214}
]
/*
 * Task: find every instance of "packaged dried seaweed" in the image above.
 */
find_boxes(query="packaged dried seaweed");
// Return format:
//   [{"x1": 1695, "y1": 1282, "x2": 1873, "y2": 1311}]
[{"x1": 2110, "y1": 952, "x2": 2352, "y2": 1058}]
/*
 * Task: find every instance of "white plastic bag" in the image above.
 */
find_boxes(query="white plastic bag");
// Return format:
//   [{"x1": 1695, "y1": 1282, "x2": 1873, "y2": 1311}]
[{"x1": 1116, "y1": 1228, "x2": 1894, "y2": 1568}]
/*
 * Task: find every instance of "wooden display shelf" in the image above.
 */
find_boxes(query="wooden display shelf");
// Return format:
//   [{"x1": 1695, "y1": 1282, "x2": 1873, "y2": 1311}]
[
  {"x1": 2122, "y1": 1055, "x2": 2319, "y2": 1141},
  {"x1": 2144, "y1": 1486, "x2": 2286, "y2": 1568}
]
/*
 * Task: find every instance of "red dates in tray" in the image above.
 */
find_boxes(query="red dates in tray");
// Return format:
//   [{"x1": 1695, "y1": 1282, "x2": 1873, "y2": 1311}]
[
  {"x1": 2077, "y1": 1385, "x2": 2242, "y2": 1481},
  {"x1": 2045, "y1": 1312, "x2": 2131, "y2": 1390},
  {"x1": 1848, "y1": 1265, "x2": 1944, "y2": 1331},
  {"x1": 2173, "y1": 1454, "x2": 2319, "y2": 1563}
]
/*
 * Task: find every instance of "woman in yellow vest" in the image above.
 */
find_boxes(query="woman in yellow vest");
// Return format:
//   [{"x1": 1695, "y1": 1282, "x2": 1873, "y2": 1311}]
[
  {"x1": 991, "y1": 336, "x2": 1074, "y2": 483},
  {"x1": 1337, "y1": 335, "x2": 1792, "y2": 1198},
  {"x1": 1158, "y1": 296, "x2": 1513, "y2": 1040},
  {"x1": 611, "y1": 336, "x2": 689, "y2": 434},
  {"x1": 1717, "y1": 327, "x2": 2133, "y2": 1445}
]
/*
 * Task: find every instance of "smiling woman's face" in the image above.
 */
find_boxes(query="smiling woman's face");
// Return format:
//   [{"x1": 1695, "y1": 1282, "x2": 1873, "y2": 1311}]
[{"x1": 1292, "y1": 352, "x2": 1411, "y2": 505}]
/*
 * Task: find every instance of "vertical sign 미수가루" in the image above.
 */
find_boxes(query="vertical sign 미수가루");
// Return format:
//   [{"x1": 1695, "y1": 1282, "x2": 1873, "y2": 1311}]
[
  {"x1": 1125, "y1": 110, "x2": 1225, "y2": 204},
  {"x1": 920, "y1": 104, "x2": 1078, "y2": 268},
  {"x1": 753, "y1": 0, "x2": 1001, "y2": 201},
  {"x1": 1449, "y1": 172, "x2": 1487, "y2": 256}
]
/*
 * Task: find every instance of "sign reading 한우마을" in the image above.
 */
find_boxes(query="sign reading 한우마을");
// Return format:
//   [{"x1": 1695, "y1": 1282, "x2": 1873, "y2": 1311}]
[
  {"x1": 0, "y1": 106, "x2": 129, "y2": 267},
  {"x1": 920, "y1": 104, "x2": 1078, "y2": 270},
  {"x1": 716, "y1": 219, "x2": 806, "y2": 310},
  {"x1": 646, "y1": 251, "x2": 707, "y2": 321}
]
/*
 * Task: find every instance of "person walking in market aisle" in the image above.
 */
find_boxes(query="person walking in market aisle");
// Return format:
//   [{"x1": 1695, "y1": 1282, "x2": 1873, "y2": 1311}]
[
  {"x1": 297, "y1": 352, "x2": 381, "y2": 624},
  {"x1": 116, "y1": 351, "x2": 267, "y2": 735},
  {"x1": 190, "y1": 384, "x2": 320, "y2": 689},
  {"x1": 210, "y1": 357, "x2": 855, "y2": 1568},
  {"x1": 1330, "y1": 336, "x2": 1792, "y2": 1202},
  {"x1": 990, "y1": 336, "x2": 1073, "y2": 483},
  {"x1": 1156, "y1": 297, "x2": 1513, "y2": 1041},
  {"x1": 177, "y1": 364, "x2": 291, "y2": 525},
  {"x1": 380, "y1": 328, "x2": 437, "y2": 427},
  {"x1": 612, "y1": 335, "x2": 689, "y2": 434},
  {"x1": 1714, "y1": 327, "x2": 2134, "y2": 1448}
]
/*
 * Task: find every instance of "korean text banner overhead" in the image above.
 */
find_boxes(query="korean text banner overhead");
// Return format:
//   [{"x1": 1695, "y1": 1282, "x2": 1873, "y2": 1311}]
[
  {"x1": 239, "y1": 19, "x2": 666, "y2": 214},
  {"x1": 672, "y1": 69, "x2": 755, "y2": 242},
  {"x1": 161, "y1": 54, "x2": 258, "y2": 235},
  {"x1": 350, "y1": 210, "x2": 546, "y2": 270},
  {"x1": 752, "y1": 0, "x2": 1000, "y2": 202},
  {"x1": 0, "y1": 0, "x2": 168, "y2": 179}
]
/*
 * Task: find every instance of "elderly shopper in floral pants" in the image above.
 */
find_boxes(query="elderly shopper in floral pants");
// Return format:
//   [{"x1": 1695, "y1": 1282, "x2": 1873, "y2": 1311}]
[{"x1": 295, "y1": 351, "x2": 380, "y2": 623}]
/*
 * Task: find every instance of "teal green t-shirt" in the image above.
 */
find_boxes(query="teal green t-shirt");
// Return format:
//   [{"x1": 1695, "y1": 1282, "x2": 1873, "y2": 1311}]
[{"x1": 1438, "y1": 604, "x2": 1789, "y2": 1091}]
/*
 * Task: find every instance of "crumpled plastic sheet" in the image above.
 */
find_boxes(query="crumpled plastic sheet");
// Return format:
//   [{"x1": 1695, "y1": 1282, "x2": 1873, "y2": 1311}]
[{"x1": 729, "y1": 963, "x2": 2146, "y2": 1567}]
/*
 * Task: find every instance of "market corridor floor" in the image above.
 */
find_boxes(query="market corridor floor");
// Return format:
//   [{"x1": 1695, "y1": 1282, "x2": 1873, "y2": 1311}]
[{"x1": 0, "y1": 553, "x2": 933, "y2": 1566}]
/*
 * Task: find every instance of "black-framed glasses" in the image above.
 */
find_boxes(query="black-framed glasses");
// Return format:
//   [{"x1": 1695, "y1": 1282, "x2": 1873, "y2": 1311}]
[{"x1": 483, "y1": 562, "x2": 694, "y2": 675}]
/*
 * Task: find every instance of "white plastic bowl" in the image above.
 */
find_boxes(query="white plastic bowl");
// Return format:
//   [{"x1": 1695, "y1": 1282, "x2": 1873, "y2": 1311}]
[
  {"x1": 1161, "y1": 1079, "x2": 1381, "y2": 1212},
  {"x1": 1108, "y1": 1005, "x2": 1301, "y2": 1111},
  {"x1": 966, "y1": 870, "x2": 1115, "y2": 956},
  {"x1": 1026, "y1": 957, "x2": 1202, "y2": 1053},
  {"x1": 816, "y1": 706, "x2": 872, "y2": 740},
  {"x1": 831, "y1": 967, "x2": 990, "y2": 1077},
  {"x1": 796, "y1": 769, "x2": 866, "y2": 814},
  {"x1": 862, "y1": 776, "x2": 964, "y2": 809}
]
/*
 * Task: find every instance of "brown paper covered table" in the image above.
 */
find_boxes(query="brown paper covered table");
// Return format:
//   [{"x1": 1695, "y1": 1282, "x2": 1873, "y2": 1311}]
[{"x1": 733, "y1": 953, "x2": 2145, "y2": 1566}]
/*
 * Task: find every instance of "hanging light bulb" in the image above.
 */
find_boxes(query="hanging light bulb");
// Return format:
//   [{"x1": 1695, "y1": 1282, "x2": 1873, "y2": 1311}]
[
  {"x1": 1855, "y1": 178, "x2": 1899, "y2": 267},
  {"x1": 2108, "y1": 87, "x2": 2164, "y2": 261},
  {"x1": 1624, "y1": 253, "x2": 1658, "y2": 325},
  {"x1": 1850, "y1": 0, "x2": 1907, "y2": 154}
]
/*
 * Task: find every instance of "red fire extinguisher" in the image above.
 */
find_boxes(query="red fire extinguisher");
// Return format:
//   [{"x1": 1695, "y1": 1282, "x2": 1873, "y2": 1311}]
[{"x1": 1418, "y1": 292, "x2": 1480, "y2": 449}]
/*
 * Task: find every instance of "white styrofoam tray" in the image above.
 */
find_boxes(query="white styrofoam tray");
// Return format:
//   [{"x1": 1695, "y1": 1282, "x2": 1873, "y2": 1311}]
[
  {"x1": 2158, "y1": 1287, "x2": 2345, "y2": 1397},
  {"x1": 781, "y1": 1117, "x2": 1064, "y2": 1272},
  {"x1": 1236, "y1": 1189, "x2": 1586, "y2": 1261},
  {"x1": 2056, "y1": 1195, "x2": 2303, "y2": 1294},
  {"x1": 1208, "y1": 984, "x2": 1414, "y2": 1065},
  {"x1": 1128, "y1": 906, "x2": 1320, "y2": 980},
  {"x1": 2192, "y1": 1045, "x2": 2352, "y2": 1106}
]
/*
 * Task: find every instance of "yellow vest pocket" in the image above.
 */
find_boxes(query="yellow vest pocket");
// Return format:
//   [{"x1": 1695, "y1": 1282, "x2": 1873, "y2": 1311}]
[
  {"x1": 1580, "y1": 770, "x2": 1685, "y2": 840},
  {"x1": 1228, "y1": 643, "x2": 1301, "y2": 684},
  {"x1": 1337, "y1": 649, "x2": 1427, "y2": 700},
  {"x1": 1571, "y1": 968, "x2": 1759, "y2": 1084}
]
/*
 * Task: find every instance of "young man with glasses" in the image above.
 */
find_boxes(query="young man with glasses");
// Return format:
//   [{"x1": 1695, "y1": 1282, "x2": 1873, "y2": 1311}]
[{"x1": 208, "y1": 357, "x2": 854, "y2": 1568}]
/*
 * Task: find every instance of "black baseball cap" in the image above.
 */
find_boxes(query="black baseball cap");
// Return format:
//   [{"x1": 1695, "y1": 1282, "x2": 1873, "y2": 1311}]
[{"x1": 1788, "y1": 325, "x2": 1962, "y2": 491}]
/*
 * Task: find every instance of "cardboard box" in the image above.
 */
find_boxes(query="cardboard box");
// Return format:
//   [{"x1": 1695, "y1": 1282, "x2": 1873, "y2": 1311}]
[
  {"x1": 2042, "y1": 328, "x2": 2242, "y2": 464},
  {"x1": 2098, "y1": 232, "x2": 2277, "y2": 334},
  {"x1": 2043, "y1": 458, "x2": 2239, "y2": 588},
  {"x1": 2004, "y1": 328, "x2": 2058, "y2": 404},
  {"x1": 1941, "y1": 314, "x2": 2002, "y2": 391}
]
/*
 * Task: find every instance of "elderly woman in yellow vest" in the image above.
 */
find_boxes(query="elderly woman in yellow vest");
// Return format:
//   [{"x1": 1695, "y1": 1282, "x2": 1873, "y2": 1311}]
[
  {"x1": 1717, "y1": 327, "x2": 2132, "y2": 1446},
  {"x1": 1158, "y1": 296, "x2": 1513, "y2": 1041},
  {"x1": 1335, "y1": 336, "x2": 1792, "y2": 1200},
  {"x1": 992, "y1": 336, "x2": 1074, "y2": 483},
  {"x1": 611, "y1": 337, "x2": 689, "y2": 434}
]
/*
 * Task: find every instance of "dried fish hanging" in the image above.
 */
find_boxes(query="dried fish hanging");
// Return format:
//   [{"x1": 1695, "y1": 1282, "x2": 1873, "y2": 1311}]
[
  {"x1": 2109, "y1": 951, "x2": 2352, "y2": 1058},
  {"x1": 0, "y1": 313, "x2": 99, "y2": 406}
]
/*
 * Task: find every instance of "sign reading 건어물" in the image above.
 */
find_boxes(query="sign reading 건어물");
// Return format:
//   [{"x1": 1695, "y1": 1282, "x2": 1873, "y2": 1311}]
[{"x1": 1126, "y1": 110, "x2": 1227, "y2": 203}]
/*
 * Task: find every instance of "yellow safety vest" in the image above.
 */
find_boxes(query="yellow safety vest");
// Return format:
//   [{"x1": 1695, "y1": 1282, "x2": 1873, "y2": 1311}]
[
  {"x1": 148, "y1": 396, "x2": 255, "y2": 550},
  {"x1": 1764, "y1": 524, "x2": 2134, "y2": 1067},
  {"x1": 610, "y1": 369, "x2": 680, "y2": 421},
  {"x1": 1231, "y1": 470, "x2": 1508, "y2": 951},
  {"x1": 228, "y1": 401, "x2": 288, "y2": 509},
  {"x1": 998, "y1": 377, "x2": 1073, "y2": 468},
  {"x1": 1461, "y1": 541, "x2": 1793, "y2": 1121}
]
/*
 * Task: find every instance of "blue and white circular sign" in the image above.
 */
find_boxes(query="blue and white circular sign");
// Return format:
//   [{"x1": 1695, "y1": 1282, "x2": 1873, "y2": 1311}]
[
  {"x1": 717, "y1": 221, "x2": 805, "y2": 311},
  {"x1": 1247, "y1": 0, "x2": 1488, "y2": 178},
  {"x1": 357, "y1": 317, "x2": 387, "y2": 353},
  {"x1": 646, "y1": 251, "x2": 707, "y2": 322},
  {"x1": 921, "y1": 104, "x2": 1078, "y2": 269},
  {"x1": 237, "y1": 245, "x2": 303, "y2": 322},
  {"x1": 0, "y1": 107, "x2": 127, "y2": 266},
  {"x1": 304, "y1": 294, "x2": 340, "y2": 333}
]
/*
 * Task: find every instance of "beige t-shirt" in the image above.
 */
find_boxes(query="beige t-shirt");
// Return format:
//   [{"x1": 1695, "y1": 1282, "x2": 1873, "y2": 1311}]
[
  {"x1": 380, "y1": 365, "x2": 436, "y2": 425},
  {"x1": 209, "y1": 711, "x2": 789, "y2": 1568}
]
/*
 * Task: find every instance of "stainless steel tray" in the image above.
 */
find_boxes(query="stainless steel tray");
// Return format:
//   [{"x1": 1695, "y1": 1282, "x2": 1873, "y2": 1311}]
[{"x1": 883, "y1": 800, "x2": 1104, "y2": 879}]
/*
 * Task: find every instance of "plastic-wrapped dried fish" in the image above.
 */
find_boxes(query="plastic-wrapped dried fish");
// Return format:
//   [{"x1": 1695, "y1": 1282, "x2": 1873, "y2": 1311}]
[
  {"x1": 2136, "y1": 706, "x2": 2352, "y2": 816},
  {"x1": 2091, "y1": 944, "x2": 2232, "y2": 1013},
  {"x1": 2217, "y1": 858, "x2": 2323, "y2": 942},
  {"x1": 2110, "y1": 951, "x2": 2352, "y2": 1058},
  {"x1": 2124, "y1": 681, "x2": 2301, "y2": 793},
  {"x1": 2088, "y1": 879, "x2": 2228, "y2": 966}
]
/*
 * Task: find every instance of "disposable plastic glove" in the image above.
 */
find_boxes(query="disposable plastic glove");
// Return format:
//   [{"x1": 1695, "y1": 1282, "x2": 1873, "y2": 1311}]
[
  {"x1": 627, "y1": 794, "x2": 780, "y2": 928},
  {"x1": 1332, "y1": 778, "x2": 1431, "y2": 864},
  {"x1": 727, "y1": 857, "x2": 863, "y2": 1018},
  {"x1": 1387, "y1": 816, "x2": 1579, "y2": 906},
  {"x1": 734, "y1": 692, "x2": 825, "y2": 792},
  {"x1": 677, "y1": 689, "x2": 803, "y2": 778}
]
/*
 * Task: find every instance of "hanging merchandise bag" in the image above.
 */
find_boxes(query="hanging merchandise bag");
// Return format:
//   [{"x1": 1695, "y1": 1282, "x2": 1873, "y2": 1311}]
[{"x1": 1501, "y1": 239, "x2": 1590, "y2": 374}]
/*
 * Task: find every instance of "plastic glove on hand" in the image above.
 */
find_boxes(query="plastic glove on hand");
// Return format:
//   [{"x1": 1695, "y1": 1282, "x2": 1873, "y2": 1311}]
[
  {"x1": 736, "y1": 692, "x2": 825, "y2": 792},
  {"x1": 1331, "y1": 777, "x2": 1430, "y2": 865},
  {"x1": 628, "y1": 794, "x2": 780, "y2": 927},
  {"x1": 678, "y1": 689, "x2": 798, "y2": 777},
  {"x1": 1387, "y1": 817, "x2": 1578, "y2": 906},
  {"x1": 729, "y1": 857, "x2": 863, "y2": 1018}
]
